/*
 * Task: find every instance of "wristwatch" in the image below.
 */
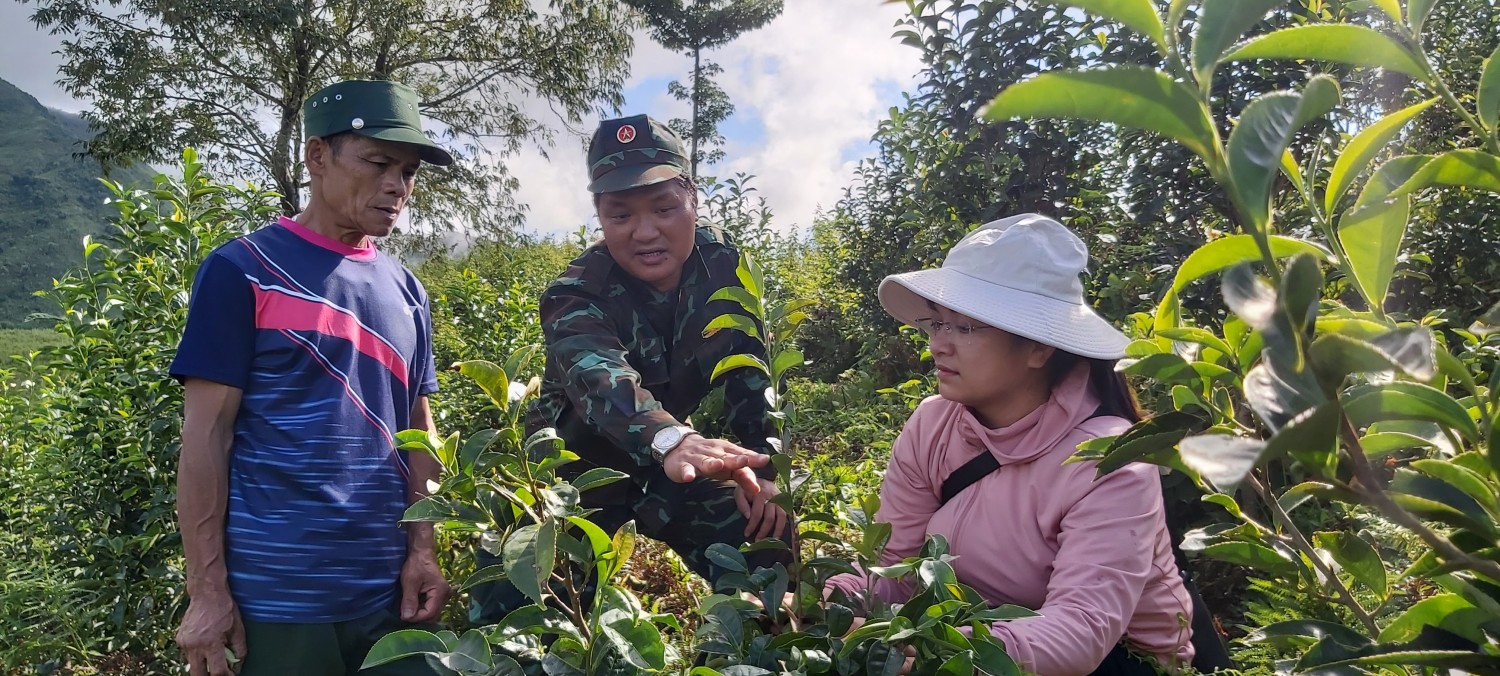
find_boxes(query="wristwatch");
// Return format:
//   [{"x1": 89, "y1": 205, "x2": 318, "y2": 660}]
[{"x1": 650, "y1": 425, "x2": 698, "y2": 464}]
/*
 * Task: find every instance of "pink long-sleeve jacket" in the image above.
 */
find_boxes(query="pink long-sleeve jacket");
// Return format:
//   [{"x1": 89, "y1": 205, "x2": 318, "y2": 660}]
[{"x1": 826, "y1": 368, "x2": 1195, "y2": 675}]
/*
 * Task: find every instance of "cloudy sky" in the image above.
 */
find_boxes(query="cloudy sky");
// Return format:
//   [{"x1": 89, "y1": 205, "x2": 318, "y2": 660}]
[{"x1": 0, "y1": 1, "x2": 922, "y2": 238}]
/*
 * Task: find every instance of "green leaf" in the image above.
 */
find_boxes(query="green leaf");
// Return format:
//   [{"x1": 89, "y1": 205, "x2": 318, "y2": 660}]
[
  {"x1": 709, "y1": 286, "x2": 762, "y2": 320},
  {"x1": 571, "y1": 467, "x2": 629, "y2": 494},
  {"x1": 395, "y1": 428, "x2": 438, "y2": 452},
  {"x1": 451, "y1": 629, "x2": 494, "y2": 670},
  {"x1": 458, "y1": 429, "x2": 500, "y2": 474},
  {"x1": 502, "y1": 344, "x2": 540, "y2": 382},
  {"x1": 1411, "y1": 458, "x2": 1500, "y2": 517},
  {"x1": 1120, "y1": 353, "x2": 1203, "y2": 383},
  {"x1": 455, "y1": 360, "x2": 510, "y2": 410},
  {"x1": 1264, "y1": 402, "x2": 1341, "y2": 479},
  {"x1": 1408, "y1": 0, "x2": 1441, "y2": 33},
  {"x1": 1353, "y1": 154, "x2": 1433, "y2": 205},
  {"x1": 1390, "y1": 469, "x2": 1494, "y2": 535},
  {"x1": 1192, "y1": 0, "x2": 1287, "y2": 82},
  {"x1": 1092, "y1": 410, "x2": 1207, "y2": 475},
  {"x1": 1227, "y1": 77, "x2": 1342, "y2": 232},
  {"x1": 771, "y1": 349, "x2": 805, "y2": 382},
  {"x1": 1480, "y1": 44, "x2": 1500, "y2": 133},
  {"x1": 1326, "y1": 99, "x2": 1437, "y2": 214},
  {"x1": 1222, "y1": 25, "x2": 1426, "y2": 78},
  {"x1": 1246, "y1": 619, "x2": 1370, "y2": 649},
  {"x1": 1472, "y1": 299, "x2": 1500, "y2": 337},
  {"x1": 1281, "y1": 149, "x2": 1309, "y2": 203},
  {"x1": 460, "y1": 564, "x2": 508, "y2": 591},
  {"x1": 1244, "y1": 359, "x2": 1325, "y2": 432},
  {"x1": 564, "y1": 515, "x2": 613, "y2": 565},
  {"x1": 1489, "y1": 414, "x2": 1500, "y2": 478},
  {"x1": 979, "y1": 67, "x2": 1217, "y2": 163},
  {"x1": 503, "y1": 522, "x2": 557, "y2": 605},
  {"x1": 1279, "y1": 252, "x2": 1324, "y2": 336},
  {"x1": 402, "y1": 496, "x2": 458, "y2": 523},
  {"x1": 1278, "y1": 481, "x2": 1346, "y2": 514},
  {"x1": 935, "y1": 651, "x2": 975, "y2": 676},
  {"x1": 1202, "y1": 541, "x2": 1300, "y2": 576},
  {"x1": 703, "y1": 313, "x2": 761, "y2": 341},
  {"x1": 970, "y1": 637, "x2": 1023, "y2": 676},
  {"x1": 1343, "y1": 381, "x2": 1481, "y2": 442},
  {"x1": 1370, "y1": 0, "x2": 1403, "y2": 22},
  {"x1": 1309, "y1": 327, "x2": 1436, "y2": 392},
  {"x1": 492, "y1": 604, "x2": 583, "y2": 643},
  {"x1": 705, "y1": 542, "x2": 749, "y2": 574},
  {"x1": 1166, "y1": 235, "x2": 1328, "y2": 297},
  {"x1": 1038, "y1": 0, "x2": 1165, "y2": 51},
  {"x1": 1313, "y1": 531, "x2": 1388, "y2": 599},
  {"x1": 1156, "y1": 327, "x2": 1235, "y2": 361},
  {"x1": 361, "y1": 629, "x2": 449, "y2": 668},
  {"x1": 1204, "y1": 492, "x2": 1243, "y2": 519},
  {"x1": 608, "y1": 520, "x2": 636, "y2": 582},
  {"x1": 710, "y1": 353, "x2": 770, "y2": 381},
  {"x1": 598, "y1": 587, "x2": 668, "y2": 670},
  {"x1": 1378, "y1": 594, "x2": 1476, "y2": 643},
  {"x1": 1359, "y1": 431, "x2": 1438, "y2": 456},
  {"x1": 1357, "y1": 150, "x2": 1500, "y2": 207},
  {"x1": 1178, "y1": 434, "x2": 1267, "y2": 492},
  {"x1": 1338, "y1": 198, "x2": 1411, "y2": 310}
]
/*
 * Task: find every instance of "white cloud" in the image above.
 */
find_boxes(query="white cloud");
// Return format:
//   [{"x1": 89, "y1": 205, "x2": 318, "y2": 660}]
[
  {"x1": 512, "y1": 0, "x2": 922, "y2": 237},
  {"x1": 706, "y1": 1, "x2": 920, "y2": 231},
  {"x1": 2, "y1": 1, "x2": 923, "y2": 239}
]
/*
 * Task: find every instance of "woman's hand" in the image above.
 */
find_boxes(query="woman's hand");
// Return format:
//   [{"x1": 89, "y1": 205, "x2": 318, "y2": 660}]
[{"x1": 734, "y1": 478, "x2": 789, "y2": 541}]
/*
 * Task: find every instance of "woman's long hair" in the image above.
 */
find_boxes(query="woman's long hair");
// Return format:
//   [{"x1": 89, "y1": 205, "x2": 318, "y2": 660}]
[{"x1": 1045, "y1": 350, "x2": 1145, "y2": 423}]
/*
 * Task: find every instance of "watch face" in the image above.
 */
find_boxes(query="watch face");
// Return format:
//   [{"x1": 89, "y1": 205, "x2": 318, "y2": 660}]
[{"x1": 654, "y1": 426, "x2": 683, "y2": 450}]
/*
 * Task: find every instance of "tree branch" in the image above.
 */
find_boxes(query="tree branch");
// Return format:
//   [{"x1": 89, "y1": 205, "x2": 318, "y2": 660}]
[
  {"x1": 1249, "y1": 472, "x2": 1380, "y2": 635},
  {"x1": 1341, "y1": 417, "x2": 1500, "y2": 582}
]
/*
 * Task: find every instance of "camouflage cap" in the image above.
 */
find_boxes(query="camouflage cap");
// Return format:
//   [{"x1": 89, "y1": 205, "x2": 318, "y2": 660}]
[
  {"x1": 303, "y1": 79, "x2": 454, "y2": 166},
  {"x1": 586, "y1": 115, "x2": 690, "y2": 193}
]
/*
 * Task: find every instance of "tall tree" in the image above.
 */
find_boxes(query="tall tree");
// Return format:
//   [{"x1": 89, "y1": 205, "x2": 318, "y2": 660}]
[
  {"x1": 23, "y1": 0, "x2": 636, "y2": 238},
  {"x1": 621, "y1": 0, "x2": 782, "y2": 176}
]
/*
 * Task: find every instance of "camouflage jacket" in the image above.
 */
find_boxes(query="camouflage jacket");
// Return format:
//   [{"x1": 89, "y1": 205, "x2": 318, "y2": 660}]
[{"x1": 527, "y1": 226, "x2": 778, "y2": 492}]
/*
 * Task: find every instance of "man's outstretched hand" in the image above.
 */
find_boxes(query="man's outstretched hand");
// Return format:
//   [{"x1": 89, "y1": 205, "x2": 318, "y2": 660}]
[{"x1": 662, "y1": 434, "x2": 769, "y2": 494}]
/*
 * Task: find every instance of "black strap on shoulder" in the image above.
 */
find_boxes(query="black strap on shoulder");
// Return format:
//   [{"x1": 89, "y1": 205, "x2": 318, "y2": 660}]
[
  {"x1": 938, "y1": 407, "x2": 1106, "y2": 507},
  {"x1": 939, "y1": 451, "x2": 1000, "y2": 506}
]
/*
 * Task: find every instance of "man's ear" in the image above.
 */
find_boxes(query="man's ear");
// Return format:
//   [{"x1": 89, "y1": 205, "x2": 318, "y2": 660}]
[{"x1": 305, "y1": 136, "x2": 331, "y2": 177}]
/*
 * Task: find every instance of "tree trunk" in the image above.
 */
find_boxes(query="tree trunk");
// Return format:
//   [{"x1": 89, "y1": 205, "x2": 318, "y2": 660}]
[
  {"x1": 272, "y1": 104, "x2": 302, "y2": 215},
  {"x1": 691, "y1": 46, "x2": 701, "y2": 178}
]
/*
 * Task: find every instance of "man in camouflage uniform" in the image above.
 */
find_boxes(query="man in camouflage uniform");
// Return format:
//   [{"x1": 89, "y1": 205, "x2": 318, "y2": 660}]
[{"x1": 471, "y1": 115, "x2": 790, "y2": 623}]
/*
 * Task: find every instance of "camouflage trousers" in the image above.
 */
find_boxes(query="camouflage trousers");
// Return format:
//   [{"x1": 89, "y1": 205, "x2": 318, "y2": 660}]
[{"x1": 469, "y1": 474, "x2": 794, "y2": 624}]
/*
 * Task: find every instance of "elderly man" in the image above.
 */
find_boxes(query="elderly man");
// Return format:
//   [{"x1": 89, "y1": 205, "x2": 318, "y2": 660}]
[{"x1": 171, "y1": 80, "x2": 452, "y2": 676}]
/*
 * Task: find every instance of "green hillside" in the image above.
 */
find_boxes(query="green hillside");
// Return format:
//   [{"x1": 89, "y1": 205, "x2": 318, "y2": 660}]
[{"x1": 0, "y1": 78, "x2": 153, "y2": 327}]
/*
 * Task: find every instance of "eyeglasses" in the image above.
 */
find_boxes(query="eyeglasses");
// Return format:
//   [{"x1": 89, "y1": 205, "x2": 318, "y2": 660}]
[{"x1": 913, "y1": 318, "x2": 995, "y2": 342}]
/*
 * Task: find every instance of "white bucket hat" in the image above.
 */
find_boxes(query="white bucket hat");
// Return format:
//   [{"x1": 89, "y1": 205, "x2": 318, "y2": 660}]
[{"x1": 877, "y1": 213, "x2": 1130, "y2": 360}]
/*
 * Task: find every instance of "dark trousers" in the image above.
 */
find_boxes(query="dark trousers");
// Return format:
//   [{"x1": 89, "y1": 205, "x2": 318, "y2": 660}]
[
  {"x1": 239, "y1": 602, "x2": 443, "y2": 676},
  {"x1": 1089, "y1": 643, "x2": 1166, "y2": 676},
  {"x1": 470, "y1": 476, "x2": 794, "y2": 624}
]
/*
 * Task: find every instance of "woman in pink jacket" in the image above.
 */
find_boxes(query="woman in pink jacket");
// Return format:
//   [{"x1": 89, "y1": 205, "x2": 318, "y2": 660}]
[{"x1": 825, "y1": 214, "x2": 1205, "y2": 675}]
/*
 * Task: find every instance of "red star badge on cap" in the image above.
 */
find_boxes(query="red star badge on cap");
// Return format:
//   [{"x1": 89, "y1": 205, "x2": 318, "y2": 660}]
[{"x1": 616, "y1": 124, "x2": 637, "y2": 144}]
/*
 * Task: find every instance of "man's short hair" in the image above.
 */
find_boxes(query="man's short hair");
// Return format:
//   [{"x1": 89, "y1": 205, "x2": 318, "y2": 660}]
[{"x1": 322, "y1": 131, "x2": 355, "y2": 157}]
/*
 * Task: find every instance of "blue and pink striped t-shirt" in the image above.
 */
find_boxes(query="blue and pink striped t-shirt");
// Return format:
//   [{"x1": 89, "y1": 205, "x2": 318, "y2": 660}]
[{"x1": 171, "y1": 216, "x2": 439, "y2": 622}]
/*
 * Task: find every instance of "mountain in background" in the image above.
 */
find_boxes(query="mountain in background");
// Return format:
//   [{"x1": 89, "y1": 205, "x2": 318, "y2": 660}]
[{"x1": 0, "y1": 77, "x2": 155, "y2": 327}]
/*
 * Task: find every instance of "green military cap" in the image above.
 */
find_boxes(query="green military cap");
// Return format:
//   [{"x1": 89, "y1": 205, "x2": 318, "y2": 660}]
[
  {"x1": 303, "y1": 79, "x2": 454, "y2": 166},
  {"x1": 587, "y1": 114, "x2": 690, "y2": 193}
]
